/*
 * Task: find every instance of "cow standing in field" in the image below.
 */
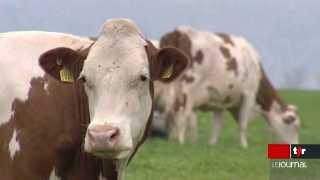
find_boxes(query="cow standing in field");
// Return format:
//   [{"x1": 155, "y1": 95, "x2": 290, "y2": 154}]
[
  {"x1": 0, "y1": 19, "x2": 188, "y2": 180},
  {"x1": 157, "y1": 26, "x2": 300, "y2": 147}
]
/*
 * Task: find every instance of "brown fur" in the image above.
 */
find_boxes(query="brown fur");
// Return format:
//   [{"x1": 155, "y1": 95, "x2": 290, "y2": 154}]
[
  {"x1": 227, "y1": 58, "x2": 239, "y2": 76},
  {"x1": 256, "y1": 65, "x2": 287, "y2": 112},
  {"x1": 160, "y1": 30, "x2": 193, "y2": 67},
  {"x1": 0, "y1": 74, "x2": 111, "y2": 180},
  {"x1": 224, "y1": 96, "x2": 232, "y2": 104},
  {"x1": 88, "y1": 37, "x2": 98, "y2": 41},
  {"x1": 216, "y1": 33, "x2": 235, "y2": 46},
  {"x1": 174, "y1": 93, "x2": 187, "y2": 111},
  {"x1": 194, "y1": 50, "x2": 204, "y2": 64},
  {"x1": 181, "y1": 74, "x2": 195, "y2": 83},
  {"x1": 146, "y1": 40, "x2": 189, "y2": 82},
  {"x1": 219, "y1": 46, "x2": 232, "y2": 59},
  {"x1": 228, "y1": 84, "x2": 234, "y2": 89},
  {"x1": 219, "y1": 46, "x2": 239, "y2": 76}
]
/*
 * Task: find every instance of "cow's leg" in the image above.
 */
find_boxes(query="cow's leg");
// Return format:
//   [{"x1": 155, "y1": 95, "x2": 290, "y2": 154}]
[
  {"x1": 188, "y1": 111, "x2": 197, "y2": 143},
  {"x1": 172, "y1": 108, "x2": 187, "y2": 144},
  {"x1": 168, "y1": 112, "x2": 180, "y2": 142},
  {"x1": 168, "y1": 117, "x2": 177, "y2": 142},
  {"x1": 238, "y1": 93, "x2": 255, "y2": 148},
  {"x1": 176, "y1": 119, "x2": 187, "y2": 144},
  {"x1": 208, "y1": 109, "x2": 223, "y2": 145}
]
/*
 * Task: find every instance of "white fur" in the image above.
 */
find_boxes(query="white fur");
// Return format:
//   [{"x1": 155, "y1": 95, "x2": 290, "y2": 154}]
[
  {"x1": 98, "y1": 172, "x2": 107, "y2": 180},
  {"x1": 49, "y1": 167, "x2": 61, "y2": 180},
  {"x1": 82, "y1": 19, "x2": 152, "y2": 159},
  {"x1": 44, "y1": 81, "x2": 50, "y2": 95},
  {"x1": 208, "y1": 110, "x2": 223, "y2": 145},
  {"x1": 150, "y1": 39, "x2": 159, "y2": 48},
  {"x1": 265, "y1": 101, "x2": 299, "y2": 144},
  {"x1": 8, "y1": 129, "x2": 20, "y2": 160},
  {"x1": 0, "y1": 31, "x2": 92, "y2": 126}
]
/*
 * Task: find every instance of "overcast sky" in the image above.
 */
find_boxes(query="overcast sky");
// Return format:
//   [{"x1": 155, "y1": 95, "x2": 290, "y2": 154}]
[{"x1": 1, "y1": 0, "x2": 319, "y2": 89}]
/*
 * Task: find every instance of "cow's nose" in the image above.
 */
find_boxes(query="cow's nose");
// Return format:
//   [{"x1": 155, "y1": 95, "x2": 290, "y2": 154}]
[{"x1": 88, "y1": 124, "x2": 120, "y2": 149}]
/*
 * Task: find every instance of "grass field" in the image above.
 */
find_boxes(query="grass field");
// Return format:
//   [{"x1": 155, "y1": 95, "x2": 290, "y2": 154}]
[{"x1": 126, "y1": 90, "x2": 320, "y2": 180}]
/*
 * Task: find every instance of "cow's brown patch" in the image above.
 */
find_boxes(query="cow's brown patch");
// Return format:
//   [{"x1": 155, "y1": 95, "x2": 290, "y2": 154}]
[
  {"x1": 160, "y1": 30, "x2": 194, "y2": 67},
  {"x1": 216, "y1": 33, "x2": 235, "y2": 46},
  {"x1": 88, "y1": 36, "x2": 98, "y2": 41},
  {"x1": 220, "y1": 46, "x2": 238, "y2": 76},
  {"x1": 256, "y1": 64, "x2": 287, "y2": 112},
  {"x1": 174, "y1": 93, "x2": 187, "y2": 111},
  {"x1": 219, "y1": 46, "x2": 232, "y2": 59},
  {"x1": 181, "y1": 74, "x2": 195, "y2": 83},
  {"x1": 227, "y1": 58, "x2": 239, "y2": 76},
  {"x1": 207, "y1": 86, "x2": 219, "y2": 94},
  {"x1": 194, "y1": 50, "x2": 204, "y2": 64},
  {"x1": 0, "y1": 74, "x2": 113, "y2": 179},
  {"x1": 224, "y1": 96, "x2": 232, "y2": 104}
]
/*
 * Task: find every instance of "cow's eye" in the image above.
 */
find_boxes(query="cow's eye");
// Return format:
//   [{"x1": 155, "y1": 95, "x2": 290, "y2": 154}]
[
  {"x1": 80, "y1": 76, "x2": 87, "y2": 82},
  {"x1": 140, "y1": 75, "x2": 148, "y2": 82},
  {"x1": 283, "y1": 115, "x2": 296, "y2": 124},
  {"x1": 80, "y1": 76, "x2": 94, "y2": 89}
]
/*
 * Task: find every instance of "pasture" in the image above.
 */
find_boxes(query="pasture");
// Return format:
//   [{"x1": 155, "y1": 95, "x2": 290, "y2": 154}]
[{"x1": 126, "y1": 90, "x2": 320, "y2": 180}]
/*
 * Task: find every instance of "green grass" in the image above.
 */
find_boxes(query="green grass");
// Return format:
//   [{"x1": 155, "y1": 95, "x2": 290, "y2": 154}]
[{"x1": 126, "y1": 90, "x2": 320, "y2": 180}]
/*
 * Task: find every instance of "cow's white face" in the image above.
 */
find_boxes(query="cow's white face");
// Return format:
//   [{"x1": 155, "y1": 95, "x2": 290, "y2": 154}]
[
  {"x1": 39, "y1": 19, "x2": 189, "y2": 160},
  {"x1": 268, "y1": 103, "x2": 300, "y2": 144},
  {"x1": 81, "y1": 29, "x2": 152, "y2": 158}
]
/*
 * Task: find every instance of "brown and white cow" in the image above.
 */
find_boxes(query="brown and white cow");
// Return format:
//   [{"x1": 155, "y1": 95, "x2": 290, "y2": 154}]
[
  {"x1": 156, "y1": 26, "x2": 301, "y2": 147},
  {"x1": 0, "y1": 19, "x2": 188, "y2": 180}
]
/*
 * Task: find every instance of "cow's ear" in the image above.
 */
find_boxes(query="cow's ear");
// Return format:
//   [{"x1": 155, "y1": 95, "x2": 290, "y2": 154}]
[
  {"x1": 146, "y1": 40, "x2": 189, "y2": 82},
  {"x1": 39, "y1": 47, "x2": 89, "y2": 83},
  {"x1": 154, "y1": 47, "x2": 189, "y2": 82}
]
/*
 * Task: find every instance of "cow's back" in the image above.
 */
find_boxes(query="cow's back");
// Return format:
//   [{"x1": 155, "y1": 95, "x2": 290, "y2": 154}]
[
  {"x1": 0, "y1": 32, "x2": 98, "y2": 180},
  {"x1": 172, "y1": 27, "x2": 262, "y2": 109}
]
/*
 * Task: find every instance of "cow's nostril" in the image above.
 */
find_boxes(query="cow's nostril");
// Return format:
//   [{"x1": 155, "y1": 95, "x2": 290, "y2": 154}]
[{"x1": 109, "y1": 128, "x2": 120, "y2": 141}]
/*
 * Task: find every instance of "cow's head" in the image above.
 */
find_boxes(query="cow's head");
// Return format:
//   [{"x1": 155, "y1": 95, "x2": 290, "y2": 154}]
[
  {"x1": 39, "y1": 19, "x2": 188, "y2": 160},
  {"x1": 267, "y1": 103, "x2": 301, "y2": 144}
]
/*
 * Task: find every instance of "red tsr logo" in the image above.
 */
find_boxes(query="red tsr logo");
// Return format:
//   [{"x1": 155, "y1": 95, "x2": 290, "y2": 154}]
[{"x1": 293, "y1": 146, "x2": 306, "y2": 158}]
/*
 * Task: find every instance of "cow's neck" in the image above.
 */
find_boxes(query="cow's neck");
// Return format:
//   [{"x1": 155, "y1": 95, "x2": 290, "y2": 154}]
[
  {"x1": 101, "y1": 159, "x2": 119, "y2": 180},
  {"x1": 256, "y1": 67, "x2": 287, "y2": 119}
]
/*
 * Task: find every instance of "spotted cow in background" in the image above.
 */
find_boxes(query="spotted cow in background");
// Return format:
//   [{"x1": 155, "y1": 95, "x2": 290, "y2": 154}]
[
  {"x1": 156, "y1": 26, "x2": 301, "y2": 147},
  {"x1": 0, "y1": 19, "x2": 188, "y2": 180}
]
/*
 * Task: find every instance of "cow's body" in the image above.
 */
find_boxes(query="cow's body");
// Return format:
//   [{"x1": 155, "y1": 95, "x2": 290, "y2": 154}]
[
  {"x1": 0, "y1": 19, "x2": 188, "y2": 180},
  {"x1": 158, "y1": 26, "x2": 300, "y2": 147},
  {"x1": 0, "y1": 31, "x2": 119, "y2": 180}
]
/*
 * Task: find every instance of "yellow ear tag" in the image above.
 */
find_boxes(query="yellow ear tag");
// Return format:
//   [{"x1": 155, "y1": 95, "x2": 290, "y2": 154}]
[
  {"x1": 161, "y1": 64, "x2": 174, "y2": 79},
  {"x1": 59, "y1": 67, "x2": 74, "y2": 83}
]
